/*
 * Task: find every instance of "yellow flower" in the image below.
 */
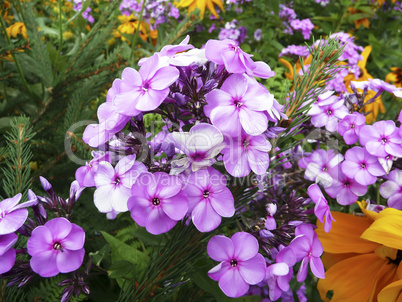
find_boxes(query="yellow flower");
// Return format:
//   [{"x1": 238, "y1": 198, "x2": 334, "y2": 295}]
[
  {"x1": 6, "y1": 22, "x2": 28, "y2": 39},
  {"x1": 63, "y1": 30, "x2": 74, "y2": 40},
  {"x1": 386, "y1": 67, "x2": 402, "y2": 88},
  {"x1": 175, "y1": 0, "x2": 224, "y2": 19},
  {"x1": 316, "y1": 207, "x2": 402, "y2": 302},
  {"x1": 115, "y1": 14, "x2": 157, "y2": 43}
]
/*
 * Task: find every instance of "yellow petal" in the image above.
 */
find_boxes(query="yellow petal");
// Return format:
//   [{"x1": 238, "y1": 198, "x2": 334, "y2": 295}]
[
  {"x1": 317, "y1": 211, "x2": 380, "y2": 254},
  {"x1": 321, "y1": 252, "x2": 360, "y2": 270},
  {"x1": 369, "y1": 259, "x2": 398, "y2": 302},
  {"x1": 318, "y1": 253, "x2": 388, "y2": 302},
  {"x1": 361, "y1": 208, "x2": 402, "y2": 250},
  {"x1": 278, "y1": 58, "x2": 294, "y2": 80},
  {"x1": 378, "y1": 280, "x2": 402, "y2": 302},
  {"x1": 359, "y1": 46, "x2": 372, "y2": 70}
]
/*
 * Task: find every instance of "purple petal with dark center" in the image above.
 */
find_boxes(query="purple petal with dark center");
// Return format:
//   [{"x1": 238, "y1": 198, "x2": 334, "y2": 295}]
[
  {"x1": 238, "y1": 253, "x2": 266, "y2": 284},
  {"x1": 207, "y1": 235, "x2": 234, "y2": 261},
  {"x1": 46, "y1": 218, "x2": 72, "y2": 241},
  {"x1": 162, "y1": 191, "x2": 189, "y2": 221},
  {"x1": 232, "y1": 232, "x2": 258, "y2": 261},
  {"x1": 210, "y1": 188, "x2": 235, "y2": 217}
]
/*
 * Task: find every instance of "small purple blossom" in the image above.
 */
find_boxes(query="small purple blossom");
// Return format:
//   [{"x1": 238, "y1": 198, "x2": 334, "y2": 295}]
[
  {"x1": 75, "y1": 151, "x2": 112, "y2": 187},
  {"x1": 307, "y1": 184, "x2": 335, "y2": 233},
  {"x1": 288, "y1": 223, "x2": 325, "y2": 281},
  {"x1": 380, "y1": 169, "x2": 402, "y2": 209},
  {"x1": 128, "y1": 172, "x2": 189, "y2": 235},
  {"x1": 308, "y1": 99, "x2": 349, "y2": 132},
  {"x1": 207, "y1": 232, "x2": 266, "y2": 298},
  {"x1": 183, "y1": 168, "x2": 234, "y2": 232},
  {"x1": 325, "y1": 170, "x2": 367, "y2": 205},
  {"x1": 342, "y1": 146, "x2": 385, "y2": 185},
  {"x1": 279, "y1": 45, "x2": 310, "y2": 58},
  {"x1": 254, "y1": 29, "x2": 262, "y2": 41},
  {"x1": 290, "y1": 19, "x2": 314, "y2": 40},
  {"x1": 0, "y1": 193, "x2": 37, "y2": 235},
  {"x1": 205, "y1": 39, "x2": 275, "y2": 78},
  {"x1": 337, "y1": 112, "x2": 366, "y2": 145},
  {"x1": 359, "y1": 120, "x2": 402, "y2": 158},
  {"x1": 27, "y1": 218, "x2": 85, "y2": 277}
]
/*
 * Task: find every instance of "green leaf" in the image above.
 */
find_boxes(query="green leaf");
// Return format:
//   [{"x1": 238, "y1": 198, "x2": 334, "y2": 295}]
[
  {"x1": 101, "y1": 231, "x2": 149, "y2": 269},
  {"x1": 89, "y1": 244, "x2": 111, "y2": 266},
  {"x1": 108, "y1": 260, "x2": 135, "y2": 279}
]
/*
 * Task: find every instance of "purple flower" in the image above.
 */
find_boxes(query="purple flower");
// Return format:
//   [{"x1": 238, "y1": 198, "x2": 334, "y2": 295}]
[
  {"x1": 114, "y1": 54, "x2": 179, "y2": 115},
  {"x1": 183, "y1": 168, "x2": 234, "y2": 232},
  {"x1": 265, "y1": 203, "x2": 277, "y2": 230},
  {"x1": 254, "y1": 29, "x2": 262, "y2": 41},
  {"x1": 128, "y1": 172, "x2": 189, "y2": 235},
  {"x1": 307, "y1": 184, "x2": 335, "y2": 233},
  {"x1": 266, "y1": 247, "x2": 296, "y2": 301},
  {"x1": 94, "y1": 155, "x2": 147, "y2": 213},
  {"x1": 337, "y1": 112, "x2": 366, "y2": 145},
  {"x1": 279, "y1": 45, "x2": 310, "y2": 58},
  {"x1": 0, "y1": 233, "x2": 18, "y2": 274},
  {"x1": 75, "y1": 151, "x2": 112, "y2": 187},
  {"x1": 222, "y1": 132, "x2": 271, "y2": 177},
  {"x1": 359, "y1": 121, "x2": 402, "y2": 158},
  {"x1": 352, "y1": 79, "x2": 402, "y2": 96},
  {"x1": 288, "y1": 223, "x2": 324, "y2": 282},
  {"x1": 380, "y1": 169, "x2": 402, "y2": 209},
  {"x1": 342, "y1": 146, "x2": 385, "y2": 185},
  {"x1": 290, "y1": 19, "x2": 314, "y2": 39},
  {"x1": 304, "y1": 149, "x2": 344, "y2": 188},
  {"x1": 205, "y1": 39, "x2": 275, "y2": 79},
  {"x1": 27, "y1": 218, "x2": 85, "y2": 277},
  {"x1": 0, "y1": 193, "x2": 37, "y2": 235},
  {"x1": 204, "y1": 74, "x2": 273, "y2": 136},
  {"x1": 308, "y1": 99, "x2": 348, "y2": 132},
  {"x1": 325, "y1": 170, "x2": 367, "y2": 205},
  {"x1": 168, "y1": 123, "x2": 225, "y2": 175},
  {"x1": 207, "y1": 232, "x2": 266, "y2": 298}
]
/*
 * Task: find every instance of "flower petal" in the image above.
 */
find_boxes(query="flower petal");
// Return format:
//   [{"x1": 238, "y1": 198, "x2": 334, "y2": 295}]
[
  {"x1": 207, "y1": 235, "x2": 234, "y2": 262},
  {"x1": 218, "y1": 268, "x2": 250, "y2": 298},
  {"x1": 30, "y1": 250, "x2": 59, "y2": 277},
  {"x1": 238, "y1": 253, "x2": 266, "y2": 284},
  {"x1": 56, "y1": 248, "x2": 85, "y2": 273},
  {"x1": 232, "y1": 232, "x2": 259, "y2": 261}
]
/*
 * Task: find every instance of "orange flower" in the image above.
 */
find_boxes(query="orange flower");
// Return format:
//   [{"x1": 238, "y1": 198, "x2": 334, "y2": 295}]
[
  {"x1": 316, "y1": 205, "x2": 402, "y2": 302},
  {"x1": 114, "y1": 15, "x2": 157, "y2": 44},
  {"x1": 348, "y1": 7, "x2": 370, "y2": 29},
  {"x1": 386, "y1": 67, "x2": 402, "y2": 88},
  {"x1": 6, "y1": 22, "x2": 28, "y2": 39},
  {"x1": 175, "y1": 0, "x2": 224, "y2": 19}
]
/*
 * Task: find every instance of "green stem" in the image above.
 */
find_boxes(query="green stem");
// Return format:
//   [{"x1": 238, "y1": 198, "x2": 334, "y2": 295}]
[
  {"x1": 58, "y1": 0, "x2": 63, "y2": 53},
  {"x1": 129, "y1": 0, "x2": 146, "y2": 64},
  {"x1": 335, "y1": 4, "x2": 348, "y2": 33},
  {"x1": 0, "y1": 17, "x2": 34, "y2": 98}
]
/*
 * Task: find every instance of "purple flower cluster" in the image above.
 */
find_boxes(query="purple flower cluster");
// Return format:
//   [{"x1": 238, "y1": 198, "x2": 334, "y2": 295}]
[
  {"x1": 70, "y1": 0, "x2": 94, "y2": 23},
  {"x1": 279, "y1": 4, "x2": 314, "y2": 39},
  {"x1": 218, "y1": 19, "x2": 247, "y2": 45},
  {"x1": 279, "y1": 45, "x2": 311, "y2": 58}
]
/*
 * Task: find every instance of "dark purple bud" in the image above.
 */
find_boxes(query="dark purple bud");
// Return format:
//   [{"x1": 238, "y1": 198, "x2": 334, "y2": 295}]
[
  {"x1": 82, "y1": 285, "x2": 90, "y2": 295},
  {"x1": 39, "y1": 176, "x2": 52, "y2": 191},
  {"x1": 165, "y1": 143, "x2": 176, "y2": 158},
  {"x1": 173, "y1": 93, "x2": 187, "y2": 106}
]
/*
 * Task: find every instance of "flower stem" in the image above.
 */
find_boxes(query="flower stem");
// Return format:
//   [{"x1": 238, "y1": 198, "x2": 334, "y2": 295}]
[{"x1": 130, "y1": 0, "x2": 146, "y2": 65}]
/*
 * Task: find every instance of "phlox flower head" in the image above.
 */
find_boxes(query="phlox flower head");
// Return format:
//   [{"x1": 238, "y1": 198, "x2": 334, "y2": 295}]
[
  {"x1": 290, "y1": 18, "x2": 314, "y2": 40},
  {"x1": 0, "y1": 193, "x2": 37, "y2": 235},
  {"x1": 75, "y1": 151, "x2": 112, "y2": 187},
  {"x1": 128, "y1": 172, "x2": 189, "y2": 235},
  {"x1": 207, "y1": 232, "x2": 266, "y2": 298},
  {"x1": 308, "y1": 99, "x2": 348, "y2": 132},
  {"x1": 307, "y1": 184, "x2": 335, "y2": 233},
  {"x1": 221, "y1": 132, "x2": 271, "y2": 177},
  {"x1": 168, "y1": 123, "x2": 225, "y2": 175},
  {"x1": 288, "y1": 223, "x2": 325, "y2": 282},
  {"x1": 342, "y1": 146, "x2": 385, "y2": 186},
  {"x1": 279, "y1": 45, "x2": 310, "y2": 58},
  {"x1": 337, "y1": 112, "x2": 366, "y2": 145},
  {"x1": 205, "y1": 39, "x2": 275, "y2": 78},
  {"x1": 204, "y1": 73, "x2": 273, "y2": 137},
  {"x1": 27, "y1": 218, "x2": 85, "y2": 277},
  {"x1": 325, "y1": 170, "x2": 367, "y2": 205},
  {"x1": 0, "y1": 233, "x2": 18, "y2": 274},
  {"x1": 304, "y1": 149, "x2": 344, "y2": 188},
  {"x1": 183, "y1": 168, "x2": 234, "y2": 232},
  {"x1": 380, "y1": 169, "x2": 402, "y2": 209},
  {"x1": 359, "y1": 120, "x2": 402, "y2": 158},
  {"x1": 113, "y1": 54, "x2": 179, "y2": 116},
  {"x1": 266, "y1": 246, "x2": 296, "y2": 301},
  {"x1": 94, "y1": 155, "x2": 147, "y2": 213}
]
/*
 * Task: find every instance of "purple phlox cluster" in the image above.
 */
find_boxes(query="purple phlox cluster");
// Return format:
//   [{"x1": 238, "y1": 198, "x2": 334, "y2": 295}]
[
  {"x1": 342, "y1": 146, "x2": 386, "y2": 186},
  {"x1": 352, "y1": 79, "x2": 402, "y2": 98},
  {"x1": 326, "y1": 68, "x2": 349, "y2": 93},
  {"x1": 27, "y1": 217, "x2": 85, "y2": 277},
  {"x1": 279, "y1": 45, "x2": 311, "y2": 58},
  {"x1": 182, "y1": 168, "x2": 234, "y2": 232},
  {"x1": 204, "y1": 73, "x2": 274, "y2": 136},
  {"x1": 307, "y1": 184, "x2": 334, "y2": 233},
  {"x1": 218, "y1": 20, "x2": 247, "y2": 44},
  {"x1": 207, "y1": 232, "x2": 266, "y2": 298},
  {"x1": 380, "y1": 169, "x2": 402, "y2": 209},
  {"x1": 290, "y1": 18, "x2": 314, "y2": 40},
  {"x1": 302, "y1": 149, "x2": 344, "y2": 188},
  {"x1": 265, "y1": 246, "x2": 296, "y2": 301},
  {"x1": 359, "y1": 120, "x2": 402, "y2": 158},
  {"x1": 279, "y1": 4, "x2": 296, "y2": 22},
  {"x1": 315, "y1": 0, "x2": 329, "y2": 6},
  {"x1": 325, "y1": 169, "x2": 367, "y2": 205},
  {"x1": 329, "y1": 33, "x2": 363, "y2": 66},
  {"x1": 168, "y1": 123, "x2": 225, "y2": 175},
  {"x1": 128, "y1": 172, "x2": 189, "y2": 235},
  {"x1": 287, "y1": 223, "x2": 325, "y2": 281},
  {"x1": 94, "y1": 155, "x2": 147, "y2": 214},
  {"x1": 221, "y1": 132, "x2": 272, "y2": 177},
  {"x1": 119, "y1": 0, "x2": 179, "y2": 30},
  {"x1": 307, "y1": 93, "x2": 349, "y2": 132},
  {"x1": 205, "y1": 39, "x2": 275, "y2": 78},
  {"x1": 337, "y1": 112, "x2": 366, "y2": 144},
  {"x1": 70, "y1": 1, "x2": 94, "y2": 23},
  {"x1": 59, "y1": 271, "x2": 91, "y2": 302}
]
